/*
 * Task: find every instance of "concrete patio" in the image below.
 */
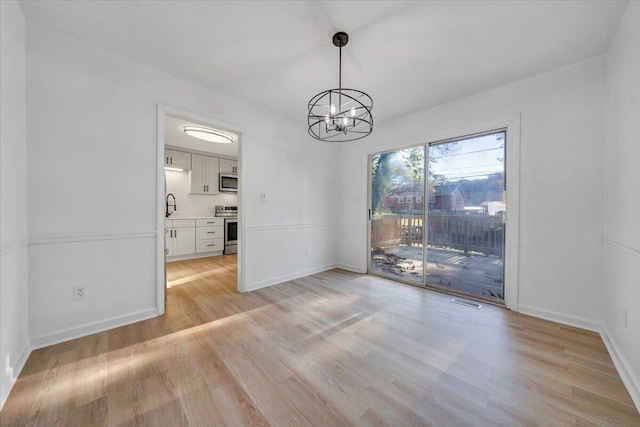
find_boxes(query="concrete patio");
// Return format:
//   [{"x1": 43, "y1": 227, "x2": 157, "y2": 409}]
[{"x1": 371, "y1": 245, "x2": 504, "y2": 299}]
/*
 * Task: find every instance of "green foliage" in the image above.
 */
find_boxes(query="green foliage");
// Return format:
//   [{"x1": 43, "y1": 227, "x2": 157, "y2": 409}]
[
  {"x1": 402, "y1": 147, "x2": 424, "y2": 183},
  {"x1": 371, "y1": 152, "x2": 392, "y2": 215}
]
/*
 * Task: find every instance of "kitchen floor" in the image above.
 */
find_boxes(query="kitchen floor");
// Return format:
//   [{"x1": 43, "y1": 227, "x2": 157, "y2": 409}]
[{"x1": 167, "y1": 254, "x2": 237, "y2": 290}]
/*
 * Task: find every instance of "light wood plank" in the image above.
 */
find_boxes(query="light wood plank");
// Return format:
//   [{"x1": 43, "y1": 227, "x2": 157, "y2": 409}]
[{"x1": 1, "y1": 254, "x2": 639, "y2": 426}]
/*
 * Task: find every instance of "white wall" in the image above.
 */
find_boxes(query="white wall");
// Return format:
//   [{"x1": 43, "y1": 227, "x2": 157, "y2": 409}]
[
  {"x1": 0, "y1": 0, "x2": 30, "y2": 410},
  {"x1": 15, "y1": 4, "x2": 637, "y2": 413},
  {"x1": 337, "y1": 57, "x2": 606, "y2": 329},
  {"x1": 603, "y1": 1, "x2": 640, "y2": 409},
  {"x1": 25, "y1": 23, "x2": 338, "y2": 346},
  {"x1": 165, "y1": 170, "x2": 237, "y2": 217}
]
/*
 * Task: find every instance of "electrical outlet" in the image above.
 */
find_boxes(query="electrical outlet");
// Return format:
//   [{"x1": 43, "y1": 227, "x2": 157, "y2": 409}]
[{"x1": 73, "y1": 286, "x2": 86, "y2": 300}]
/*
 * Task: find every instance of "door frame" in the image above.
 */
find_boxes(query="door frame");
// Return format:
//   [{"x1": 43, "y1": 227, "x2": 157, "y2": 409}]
[
  {"x1": 155, "y1": 104, "x2": 246, "y2": 315},
  {"x1": 367, "y1": 115, "x2": 521, "y2": 311}
]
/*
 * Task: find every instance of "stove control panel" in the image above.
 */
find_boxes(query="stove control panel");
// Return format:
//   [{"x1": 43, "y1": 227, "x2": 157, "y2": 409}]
[{"x1": 215, "y1": 205, "x2": 238, "y2": 217}]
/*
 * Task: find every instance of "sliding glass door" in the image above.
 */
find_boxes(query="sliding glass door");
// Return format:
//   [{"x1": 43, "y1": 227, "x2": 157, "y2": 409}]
[
  {"x1": 369, "y1": 131, "x2": 506, "y2": 303},
  {"x1": 369, "y1": 147, "x2": 425, "y2": 284}
]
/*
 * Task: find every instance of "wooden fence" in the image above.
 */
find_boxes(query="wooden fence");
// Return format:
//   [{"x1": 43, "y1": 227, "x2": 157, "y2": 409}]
[
  {"x1": 370, "y1": 215, "x2": 402, "y2": 247},
  {"x1": 372, "y1": 213, "x2": 504, "y2": 255}
]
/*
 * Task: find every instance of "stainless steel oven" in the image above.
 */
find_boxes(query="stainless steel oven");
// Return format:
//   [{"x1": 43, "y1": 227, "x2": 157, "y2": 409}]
[
  {"x1": 215, "y1": 205, "x2": 238, "y2": 255},
  {"x1": 224, "y1": 218, "x2": 238, "y2": 254}
]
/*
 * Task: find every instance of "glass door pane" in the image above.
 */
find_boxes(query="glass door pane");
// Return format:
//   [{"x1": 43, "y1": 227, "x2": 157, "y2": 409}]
[
  {"x1": 369, "y1": 147, "x2": 425, "y2": 284},
  {"x1": 426, "y1": 132, "x2": 506, "y2": 301}
]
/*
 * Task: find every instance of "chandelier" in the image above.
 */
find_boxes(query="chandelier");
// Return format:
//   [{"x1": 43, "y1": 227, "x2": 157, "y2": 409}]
[{"x1": 307, "y1": 32, "x2": 373, "y2": 142}]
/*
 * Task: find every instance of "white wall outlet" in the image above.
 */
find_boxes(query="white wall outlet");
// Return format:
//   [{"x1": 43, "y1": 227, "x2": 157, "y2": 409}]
[
  {"x1": 73, "y1": 286, "x2": 86, "y2": 300},
  {"x1": 261, "y1": 192, "x2": 267, "y2": 201},
  {"x1": 623, "y1": 308, "x2": 628, "y2": 327}
]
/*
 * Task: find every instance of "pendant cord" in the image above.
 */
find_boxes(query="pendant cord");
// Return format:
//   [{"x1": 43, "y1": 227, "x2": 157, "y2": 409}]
[
  {"x1": 338, "y1": 42, "x2": 342, "y2": 110},
  {"x1": 339, "y1": 43, "x2": 342, "y2": 92}
]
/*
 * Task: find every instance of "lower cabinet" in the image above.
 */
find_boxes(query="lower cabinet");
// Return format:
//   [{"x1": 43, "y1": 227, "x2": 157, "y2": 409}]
[
  {"x1": 196, "y1": 239, "x2": 224, "y2": 253},
  {"x1": 165, "y1": 218, "x2": 223, "y2": 260},
  {"x1": 195, "y1": 218, "x2": 224, "y2": 254},
  {"x1": 165, "y1": 219, "x2": 196, "y2": 257}
]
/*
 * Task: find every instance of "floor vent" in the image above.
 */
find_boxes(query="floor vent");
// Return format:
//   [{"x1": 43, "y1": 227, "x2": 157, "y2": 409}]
[{"x1": 451, "y1": 298, "x2": 482, "y2": 309}]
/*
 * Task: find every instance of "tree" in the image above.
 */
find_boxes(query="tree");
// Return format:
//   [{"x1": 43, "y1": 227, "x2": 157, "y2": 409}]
[
  {"x1": 403, "y1": 146, "x2": 424, "y2": 184},
  {"x1": 371, "y1": 143, "x2": 461, "y2": 215},
  {"x1": 371, "y1": 152, "x2": 392, "y2": 215},
  {"x1": 401, "y1": 147, "x2": 424, "y2": 215}
]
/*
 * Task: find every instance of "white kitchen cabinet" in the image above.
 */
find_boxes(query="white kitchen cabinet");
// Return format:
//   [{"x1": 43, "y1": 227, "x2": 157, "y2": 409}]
[
  {"x1": 165, "y1": 219, "x2": 196, "y2": 257},
  {"x1": 165, "y1": 150, "x2": 191, "y2": 170},
  {"x1": 196, "y1": 218, "x2": 224, "y2": 227},
  {"x1": 166, "y1": 217, "x2": 223, "y2": 260},
  {"x1": 190, "y1": 154, "x2": 219, "y2": 195},
  {"x1": 195, "y1": 218, "x2": 224, "y2": 254},
  {"x1": 172, "y1": 227, "x2": 196, "y2": 256},
  {"x1": 196, "y1": 239, "x2": 224, "y2": 253},
  {"x1": 196, "y1": 226, "x2": 223, "y2": 240},
  {"x1": 219, "y1": 158, "x2": 238, "y2": 174}
]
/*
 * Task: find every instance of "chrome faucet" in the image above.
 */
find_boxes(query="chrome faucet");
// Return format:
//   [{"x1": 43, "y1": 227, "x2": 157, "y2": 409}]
[{"x1": 166, "y1": 193, "x2": 176, "y2": 217}]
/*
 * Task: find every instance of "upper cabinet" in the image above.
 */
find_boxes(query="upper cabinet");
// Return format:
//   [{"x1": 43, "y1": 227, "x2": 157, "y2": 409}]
[
  {"x1": 165, "y1": 150, "x2": 191, "y2": 170},
  {"x1": 190, "y1": 154, "x2": 219, "y2": 195},
  {"x1": 219, "y1": 158, "x2": 238, "y2": 174}
]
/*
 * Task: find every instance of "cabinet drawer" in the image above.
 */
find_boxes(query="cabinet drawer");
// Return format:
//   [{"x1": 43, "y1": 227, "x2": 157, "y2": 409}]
[
  {"x1": 196, "y1": 239, "x2": 224, "y2": 253},
  {"x1": 196, "y1": 218, "x2": 223, "y2": 227},
  {"x1": 196, "y1": 226, "x2": 223, "y2": 239},
  {"x1": 173, "y1": 219, "x2": 196, "y2": 228}
]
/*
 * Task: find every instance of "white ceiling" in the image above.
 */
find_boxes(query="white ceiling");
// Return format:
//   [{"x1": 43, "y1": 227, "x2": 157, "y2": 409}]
[{"x1": 19, "y1": 1, "x2": 628, "y2": 125}]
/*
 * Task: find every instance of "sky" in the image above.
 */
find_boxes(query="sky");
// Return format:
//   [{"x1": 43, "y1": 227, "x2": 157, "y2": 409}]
[
  {"x1": 429, "y1": 132, "x2": 505, "y2": 181},
  {"x1": 385, "y1": 131, "x2": 505, "y2": 183}
]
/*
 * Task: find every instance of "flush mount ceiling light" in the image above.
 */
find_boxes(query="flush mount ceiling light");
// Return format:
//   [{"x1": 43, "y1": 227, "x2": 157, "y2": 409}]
[
  {"x1": 183, "y1": 126, "x2": 233, "y2": 144},
  {"x1": 307, "y1": 32, "x2": 373, "y2": 142}
]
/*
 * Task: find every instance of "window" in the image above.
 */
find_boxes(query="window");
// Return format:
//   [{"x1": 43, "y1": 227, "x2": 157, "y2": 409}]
[
  {"x1": 416, "y1": 196, "x2": 422, "y2": 203},
  {"x1": 398, "y1": 196, "x2": 404, "y2": 204},
  {"x1": 406, "y1": 197, "x2": 412, "y2": 203}
]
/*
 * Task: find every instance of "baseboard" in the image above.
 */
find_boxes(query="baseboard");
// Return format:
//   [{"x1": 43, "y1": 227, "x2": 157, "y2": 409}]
[
  {"x1": 244, "y1": 263, "x2": 338, "y2": 292},
  {"x1": 30, "y1": 307, "x2": 158, "y2": 350},
  {"x1": 517, "y1": 304, "x2": 601, "y2": 332},
  {"x1": 601, "y1": 325, "x2": 640, "y2": 412},
  {"x1": 475, "y1": 304, "x2": 639, "y2": 411},
  {"x1": 334, "y1": 263, "x2": 366, "y2": 274},
  {"x1": 1, "y1": 339, "x2": 31, "y2": 411}
]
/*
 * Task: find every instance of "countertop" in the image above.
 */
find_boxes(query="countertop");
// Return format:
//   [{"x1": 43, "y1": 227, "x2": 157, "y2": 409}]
[{"x1": 165, "y1": 215, "x2": 217, "y2": 220}]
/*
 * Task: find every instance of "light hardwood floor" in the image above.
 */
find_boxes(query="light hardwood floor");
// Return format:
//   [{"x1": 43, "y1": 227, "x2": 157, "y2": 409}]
[{"x1": 1, "y1": 255, "x2": 639, "y2": 426}]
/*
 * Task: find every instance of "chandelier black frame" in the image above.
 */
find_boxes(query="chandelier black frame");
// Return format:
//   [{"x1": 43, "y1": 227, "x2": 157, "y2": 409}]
[{"x1": 307, "y1": 32, "x2": 373, "y2": 142}]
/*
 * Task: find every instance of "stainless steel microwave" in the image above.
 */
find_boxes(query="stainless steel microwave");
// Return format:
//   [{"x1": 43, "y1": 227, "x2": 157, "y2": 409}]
[{"x1": 219, "y1": 173, "x2": 238, "y2": 192}]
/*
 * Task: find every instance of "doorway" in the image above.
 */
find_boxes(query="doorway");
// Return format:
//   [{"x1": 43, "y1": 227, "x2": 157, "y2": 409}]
[
  {"x1": 156, "y1": 105, "x2": 243, "y2": 313},
  {"x1": 368, "y1": 129, "x2": 511, "y2": 305}
]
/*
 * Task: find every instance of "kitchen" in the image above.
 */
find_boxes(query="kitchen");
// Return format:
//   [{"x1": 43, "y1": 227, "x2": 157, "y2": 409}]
[{"x1": 163, "y1": 114, "x2": 239, "y2": 293}]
